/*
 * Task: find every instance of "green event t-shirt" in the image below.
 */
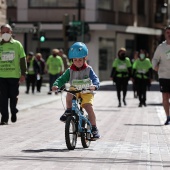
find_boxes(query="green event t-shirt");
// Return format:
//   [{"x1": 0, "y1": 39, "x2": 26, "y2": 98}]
[
  {"x1": 112, "y1": 57, "x2": 131, "y2": 77},
  {"x1": 46, "y1": 55, "x2": 63, "y2": 75},
  {"x1": 133, "y1": 58, "x2": 152, "y2": 79},
  {"x1": 0, "y1": 39, "x2": 26, "y2": 78}
]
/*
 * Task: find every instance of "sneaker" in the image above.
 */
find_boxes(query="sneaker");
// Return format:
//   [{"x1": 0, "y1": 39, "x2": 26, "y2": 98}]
[
  {"x1": 0, "y1": 122, "x2": 8, "y2": 125},
  {"x1": 123, "y1": 99, "x2": 126, "y2": 106},
  {"x1": 47, "y1": 91, "x2": 52, "y2": 95},
  {"x1": 164, "y1": 118, "x2": 170, "y2": 125},
  {"x1": 11, "y1": 113, "x2": 17, "y2": 123},
  {"x1": 60, "y1": 110, "x2": 71, "y2": 122},
  {"x1": 118, "y1": 102, "x2": 121, "y2": 107},
  {"x1": 92, "y1": 127, "x2": 101, "y2": 139},
  {"x1": 138, "y1": 103, "x2": 142, "y2": 107}
]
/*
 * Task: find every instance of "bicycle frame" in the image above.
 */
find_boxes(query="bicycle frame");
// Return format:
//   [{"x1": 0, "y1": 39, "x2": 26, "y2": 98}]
[
  {"x1": 62, "y1": 88, "x2": 95, "y2": 149},
  {"x1": 71, "y1": 95, "x2": 92, "y2": 135}
]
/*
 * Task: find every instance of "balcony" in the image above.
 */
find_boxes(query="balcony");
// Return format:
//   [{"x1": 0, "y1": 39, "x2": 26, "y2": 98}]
[
  {"x1": 117, "y1": 12, "x2": 134, "y2": 26},
  {"x1": 28, "y1": 8, "x2": 85, "y2": 22},
  {"x1": 97, "y1": 10, "x2": 116, "y2": 24}
]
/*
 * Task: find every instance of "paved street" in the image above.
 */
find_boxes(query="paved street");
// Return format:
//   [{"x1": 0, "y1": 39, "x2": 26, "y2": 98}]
[{"x1": 0, "y1": 82, "x2": 170, "y2": 170}]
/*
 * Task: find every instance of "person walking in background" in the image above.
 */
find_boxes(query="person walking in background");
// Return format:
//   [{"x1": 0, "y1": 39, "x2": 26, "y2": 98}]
[
  {"x1": 131, "y1": 51, "x2": 139, "y2": 98},
  {"x1": 132, "y1": 49, "x2": 153, "y2": 107},
  {"x1": 110, "y1": 48, "x2": 132, "y2": 107},
  {"x1": 152, "y1": 25, "x2": 170, "y2": 125},
  {"x1": 58, "y1": 49, "x2": 70, "y2": 90},
  {"x1": 35, "y1": 53, "x2": 46, "y2": 92},
  {"x1": 0, "y1": 24, "x2": 27, "y2": 125},
  {"x1": 25, "y1": 52, "x2": 38, "y2": 94},
  {"x1": 58, "y1": 49, "x2": 70, "y2": 71},
  {"x1": 46, "y1": 49, "x2": 64, "y2": 95}
]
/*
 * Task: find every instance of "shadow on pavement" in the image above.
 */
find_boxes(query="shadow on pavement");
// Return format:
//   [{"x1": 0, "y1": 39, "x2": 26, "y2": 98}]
[
  {"x1": 22, "y1": 149, "x2": 69, "y2": 153},
  {"x1": 99, "y1": 82, "x2": 160, "y2": 91},
  {"x1": 124, "y1": 124, "x2": 163, "y2": 127},
  {"x1": 4, "y1": 155, "x2": 170, "y2": 165},
  {"x1": 147, "y1": 103, "x2": 162, "y2": 106}
]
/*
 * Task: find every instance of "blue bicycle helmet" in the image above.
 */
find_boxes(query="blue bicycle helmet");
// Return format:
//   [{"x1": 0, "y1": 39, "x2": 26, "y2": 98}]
[{"x1": 68, "y1": 42, "x2": 88, "y2": 59}]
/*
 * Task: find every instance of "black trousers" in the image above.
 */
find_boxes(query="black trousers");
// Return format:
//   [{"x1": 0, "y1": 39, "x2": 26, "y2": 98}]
[
  {"x1": 115, "y1": 77, "x2": 129, "y2": 103},
  {"x1": 36, "y1": 76, "x2": 43, "y2": 92},
  {"x1": 0, "y1": 78, "x2": 19, "y2": 123},
  {"x1": 49, "y1": 73, "x2": 60, "y2": 91},
  {"x1": 26, "y1": 74, "x2": 36, "y2": 93},
  {"x1": 135, "y1": 78, "x2": 148, "y2": 104}
]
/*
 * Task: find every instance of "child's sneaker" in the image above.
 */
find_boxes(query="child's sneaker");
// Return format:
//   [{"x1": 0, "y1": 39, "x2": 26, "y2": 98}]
[
  {"x1": 60, "y1": 110, "x2": 71, "y2": 122},
  {"x1": 92, "y1": 127, "x2": 101, "y2": 139}
]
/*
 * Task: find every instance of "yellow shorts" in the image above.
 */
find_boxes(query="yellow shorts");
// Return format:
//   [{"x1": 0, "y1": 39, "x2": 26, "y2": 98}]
[{"x1": 76, "y1": 93, "x2": 94, "y2": 107}]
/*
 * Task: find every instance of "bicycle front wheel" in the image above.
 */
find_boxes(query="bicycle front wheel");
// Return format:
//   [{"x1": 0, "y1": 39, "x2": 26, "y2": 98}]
[
  {"x1": 65, "y1": 116, "x2": 77, "y2": 150},
  {"x1": 81, "y1": 120, "x2": 91, "y2": 148}
]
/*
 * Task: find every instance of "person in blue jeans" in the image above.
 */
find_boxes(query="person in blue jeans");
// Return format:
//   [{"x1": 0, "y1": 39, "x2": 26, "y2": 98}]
[{"x1": 52, "y1": 42, "x2": 100, "y2": 139}]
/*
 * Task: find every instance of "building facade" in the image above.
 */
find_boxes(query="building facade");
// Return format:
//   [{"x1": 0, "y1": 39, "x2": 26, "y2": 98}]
[
  {"x1": 5, "y1": 0, "x2": 169, "y2": 80},
  {"x1": 0, "y1": 0, "x2": 6, "y2": 25}
]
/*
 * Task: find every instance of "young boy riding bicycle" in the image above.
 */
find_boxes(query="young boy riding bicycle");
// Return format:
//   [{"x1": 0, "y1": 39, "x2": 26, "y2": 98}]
[{"x1": 52, "y1": 42, "x2": 100, "y2": 139}]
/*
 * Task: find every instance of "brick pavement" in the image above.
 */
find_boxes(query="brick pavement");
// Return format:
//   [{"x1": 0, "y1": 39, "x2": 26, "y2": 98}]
[{"x1": 0, "y1": 83, "x2": 170, "y2": 170}]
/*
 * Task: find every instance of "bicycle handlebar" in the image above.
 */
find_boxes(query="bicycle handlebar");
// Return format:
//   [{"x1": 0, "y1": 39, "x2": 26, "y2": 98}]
[{"x1": 58, "y1": 88, "x2": 91, "y2": 94}]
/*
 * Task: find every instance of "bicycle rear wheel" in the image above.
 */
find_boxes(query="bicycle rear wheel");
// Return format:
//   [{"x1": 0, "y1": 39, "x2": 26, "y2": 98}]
[
  {"x1": 81, "y1": 120, "x2": 91, "y2": 148},
  {"x1": 65, "y1": 116, "x2": 77, "y2": 150}
]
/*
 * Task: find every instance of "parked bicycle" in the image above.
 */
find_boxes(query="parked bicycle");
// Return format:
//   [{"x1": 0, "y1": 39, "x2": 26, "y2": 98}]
[{"x1": 59, "y1": 88, "x2": 96, "y2": 150}]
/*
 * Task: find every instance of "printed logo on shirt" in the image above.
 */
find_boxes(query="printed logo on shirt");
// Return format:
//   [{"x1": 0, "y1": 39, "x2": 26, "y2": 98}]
[
  {"x1": 1, "y1": 51, "x2": 15, "y2": 61},
  {"x1": 72, "y1": 78, "x2": 91, "y2": 90},
  {"x1": 166, "y1": 51, "x2": 170, "y2": 60}
]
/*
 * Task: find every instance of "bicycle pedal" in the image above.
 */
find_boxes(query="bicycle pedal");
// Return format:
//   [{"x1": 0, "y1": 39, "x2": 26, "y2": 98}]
[
  {"x1": 78, "y1": 132, "x2": 81, "y2": 137},
  {"x1": 89, "y1": 138, "x2": 97, "y2": 141}
]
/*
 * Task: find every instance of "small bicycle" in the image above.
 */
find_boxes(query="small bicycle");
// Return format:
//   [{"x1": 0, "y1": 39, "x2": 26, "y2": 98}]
[{"x1": 59, "y1": 88, "x2": 95, "y2": 150}]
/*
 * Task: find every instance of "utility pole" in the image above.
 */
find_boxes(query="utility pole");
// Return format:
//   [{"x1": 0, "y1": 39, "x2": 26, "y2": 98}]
[
  {"x1": 77, "y1": 0, "x2": 85, "y2": 42},
  {"x1": 37, "y1": 22, "x2": 41, "y2": 52},
  {"x1": 78, "y1": 0, "x2": 81, "y2": 21},
  {"x1": 63, "y1": 14, "x2": 69, "y2": 53}
]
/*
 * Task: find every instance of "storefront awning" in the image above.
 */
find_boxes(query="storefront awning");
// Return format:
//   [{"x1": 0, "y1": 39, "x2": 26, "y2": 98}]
[{"x1": 90, "y1": 24, "x2": 162, "y2": 35}]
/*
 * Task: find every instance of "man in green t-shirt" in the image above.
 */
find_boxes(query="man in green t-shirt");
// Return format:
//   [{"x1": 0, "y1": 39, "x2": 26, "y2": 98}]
[
  {"x1": 0, "y1": 24, "x2": 27, "y2": 125},
  {"x1": 46, "y1": 48, "x2": 64, "y2": 94}
]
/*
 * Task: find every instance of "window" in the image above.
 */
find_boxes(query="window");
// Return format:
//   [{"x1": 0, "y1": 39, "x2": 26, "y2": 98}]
[
  {"x1": 6, "y1": 0, "x2": 17, "y2": 7},
  {"x1": 98, "y1": 0, "x2": 113, "y2": 10},
  {"x1": 118, "y1": 0, "x2": 132, "y2": 13},
  {"x1": 137, "y1": 0, "x2": 145, "y2": 15},
  {"x1": 29, "y1": 0, "x2": 85, "y2": 8},
  {"x1": 155, "y1": 0, "x2": 167, "y2": 23}
]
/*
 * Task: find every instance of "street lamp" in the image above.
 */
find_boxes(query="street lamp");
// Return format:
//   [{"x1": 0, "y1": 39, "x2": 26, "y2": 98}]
[
  {"x1": 161, "y1": 3, "x2": 167, "y2": 14},
  {"x1": 161, "y1": 2, "x2": 168, "y2": 24}
]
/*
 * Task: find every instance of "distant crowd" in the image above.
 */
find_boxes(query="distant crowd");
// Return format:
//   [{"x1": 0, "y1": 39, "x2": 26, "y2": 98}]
[{"x1": 24, "y1": 48, "x2": 70, "y2": 95}]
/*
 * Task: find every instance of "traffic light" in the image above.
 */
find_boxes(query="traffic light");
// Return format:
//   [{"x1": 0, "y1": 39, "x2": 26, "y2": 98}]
[
  {"x1": 65, "y1": 25, "x2": 77, "y2": 41},
  {"x1": 83, "y1": 22, "x2": 89, "y2": 34},
  {"x1": 65, "y1": 21, "x2": 90, "y2": 41},
  {"x1": 39, "y1": 32, "x2": 46, "y2": 42}
]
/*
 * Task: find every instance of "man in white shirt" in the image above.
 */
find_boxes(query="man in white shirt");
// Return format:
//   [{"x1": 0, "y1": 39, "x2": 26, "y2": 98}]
[{"x1": 152, "y1": 26, "x2": 170, "y2": 125}]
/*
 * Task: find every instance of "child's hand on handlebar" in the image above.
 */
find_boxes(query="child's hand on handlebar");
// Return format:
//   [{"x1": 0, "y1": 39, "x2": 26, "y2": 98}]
[{"x1": 89, "y1": 85, "x2": 96, "y2": 91}]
